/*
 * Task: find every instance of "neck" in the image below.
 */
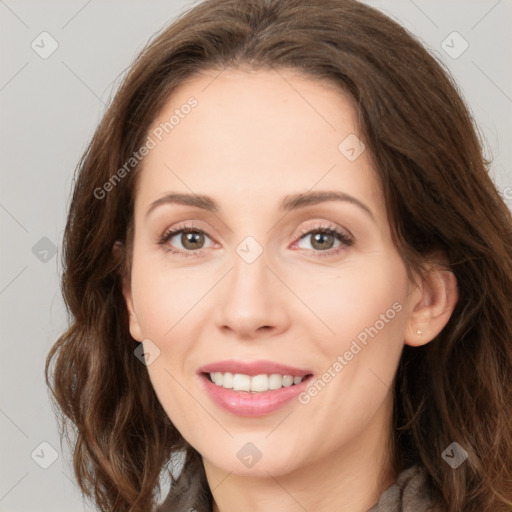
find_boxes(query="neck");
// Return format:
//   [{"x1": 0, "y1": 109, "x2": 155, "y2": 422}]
[{"x1": 204, "y1": 397, "x2": 397, "y2": 512}]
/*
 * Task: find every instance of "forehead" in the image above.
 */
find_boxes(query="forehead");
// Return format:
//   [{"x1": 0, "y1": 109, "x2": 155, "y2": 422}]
[{"x1": 134, "y1": 67, "x2": 384, "y2": 222}]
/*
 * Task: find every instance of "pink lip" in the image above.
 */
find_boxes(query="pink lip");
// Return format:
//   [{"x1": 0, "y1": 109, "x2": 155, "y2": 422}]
[
  {"x1": 197, "y1": 360, "x2": 314, "y2": 417},
  {"x1": 197, "y1": 359, "x2": 312, "y2": 377},
  {"x1": 198, "y1": 373, "x2": 314, "y2": 417}
]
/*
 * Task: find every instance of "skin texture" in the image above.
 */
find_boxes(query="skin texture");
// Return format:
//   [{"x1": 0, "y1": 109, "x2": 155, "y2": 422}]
[{"x1": 122, "y1": 67, "x2": 458, "y2": 512}]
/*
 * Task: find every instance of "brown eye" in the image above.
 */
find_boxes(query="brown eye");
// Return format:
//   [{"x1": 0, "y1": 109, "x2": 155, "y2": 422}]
[
  {"x1": 296, "y1": 226, "x2": 353, "y2": 254},
  {"x1": 180, "y1": 230, "x2": 205, "y2": 250},
  {"x1": 309, "y1": 231, "x2": 336, "y2": 251},
  {"x1": 158, "y1": 225, "x2": 215, "y2": 256}
]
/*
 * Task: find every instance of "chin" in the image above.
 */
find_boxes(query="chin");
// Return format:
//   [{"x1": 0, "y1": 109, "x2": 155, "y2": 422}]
[{"x1": 201, "y1": 441, "x2": 303, "y2": 478}]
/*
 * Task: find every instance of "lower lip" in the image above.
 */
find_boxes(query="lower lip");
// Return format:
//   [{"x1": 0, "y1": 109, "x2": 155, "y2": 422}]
[{"x1": 199, "y1": 373, "x2": 314, "y2": 417}]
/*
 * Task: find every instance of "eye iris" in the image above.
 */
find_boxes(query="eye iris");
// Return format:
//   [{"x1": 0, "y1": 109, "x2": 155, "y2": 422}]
[
  {"x1": 311, "y1": 231, "x2": 334, "y2": 250},
  {"x1": 182, "y1": 231, "x2": 204, "y2": 250}
]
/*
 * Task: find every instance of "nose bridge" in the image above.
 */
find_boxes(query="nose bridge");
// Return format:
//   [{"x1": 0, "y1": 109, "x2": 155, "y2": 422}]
[
  {"x1": 229, "y1": 234, "x2": 272, "y2": 308},
  {"x1": 225, "y1": 214, "x2": 269, "y2": 277},
  {"x1": 213, "y1": 233, "x2": 288, "y2": 337}
]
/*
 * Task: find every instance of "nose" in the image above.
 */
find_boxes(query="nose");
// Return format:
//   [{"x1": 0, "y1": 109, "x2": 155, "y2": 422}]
[{"x1": 213, "y1": 246, "x2": 290, "y2": 341}]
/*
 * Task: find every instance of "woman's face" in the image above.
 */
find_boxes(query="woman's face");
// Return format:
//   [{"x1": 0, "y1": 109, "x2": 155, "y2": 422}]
[{"x1": 123, "y1": 67, "x2": 422, "y2": 478}]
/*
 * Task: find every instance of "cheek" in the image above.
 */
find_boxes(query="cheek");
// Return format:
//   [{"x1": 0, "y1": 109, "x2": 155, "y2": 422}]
[
  {"x1": 130, "y1": 260, "x2": 208, "y2": 433},
  {"x1": 131, "y1": 259, "x2": 211, "y2": 341},
  {"x1": 288, "y1": 259, "x2": 409, "y2": 448},
  {"x1": 288, "y1": 254, "x2": 409, "y2": 353},
  {"x1": 129, "y1": 258, "x2": 216, "y2": 410},
  {"x1": 313, "y1": 257, "x2": 408, "y2": 399}
]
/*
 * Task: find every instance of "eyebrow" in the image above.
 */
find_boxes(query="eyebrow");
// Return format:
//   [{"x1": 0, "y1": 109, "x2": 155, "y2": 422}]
[{"x1": 145, "y1": 190, "x2": 374, "y2": 221}]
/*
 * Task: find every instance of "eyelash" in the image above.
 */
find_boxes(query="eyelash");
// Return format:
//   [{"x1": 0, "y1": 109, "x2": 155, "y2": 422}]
[{"x1": 157, "y1": 222, "x2": 354, "y2": 258}]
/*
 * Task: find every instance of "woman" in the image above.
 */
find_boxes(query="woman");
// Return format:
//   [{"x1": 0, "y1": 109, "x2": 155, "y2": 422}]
[{"x1": 45, "y1": 0, "x2": 512, "y2": 511}]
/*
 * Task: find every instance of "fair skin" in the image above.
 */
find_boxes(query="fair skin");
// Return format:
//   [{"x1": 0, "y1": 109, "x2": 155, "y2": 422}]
[{"x1": 121, "y1": 67, "x2": 458, "y2": 512}]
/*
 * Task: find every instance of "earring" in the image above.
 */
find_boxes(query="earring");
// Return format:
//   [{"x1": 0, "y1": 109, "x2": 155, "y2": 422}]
[{"x1": 416, "y1": 329, "x2": 423, "y2": 335}]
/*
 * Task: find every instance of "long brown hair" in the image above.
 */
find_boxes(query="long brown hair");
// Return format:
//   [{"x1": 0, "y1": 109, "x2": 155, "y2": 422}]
[{"x1": 45, "y1": 0, "x2": 512, "y2": 510}]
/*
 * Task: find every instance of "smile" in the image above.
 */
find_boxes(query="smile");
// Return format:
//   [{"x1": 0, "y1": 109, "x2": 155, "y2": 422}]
[{"x1": 207, "y1": 372, "x2": 306, "y2": 392}]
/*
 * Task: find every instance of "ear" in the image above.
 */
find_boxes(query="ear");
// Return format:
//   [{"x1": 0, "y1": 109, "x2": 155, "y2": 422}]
[
  {"x1": 404, "y1": 261, "x2": 459, "y2": 347},
  {"x1": 113, "y1": 241, "x2": 143, "y2": 342}
]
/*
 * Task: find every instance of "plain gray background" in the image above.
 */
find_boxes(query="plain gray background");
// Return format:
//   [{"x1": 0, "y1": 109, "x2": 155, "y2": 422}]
[{"x1": 1, "y1": 1, "x2": 511, "y2": 510}]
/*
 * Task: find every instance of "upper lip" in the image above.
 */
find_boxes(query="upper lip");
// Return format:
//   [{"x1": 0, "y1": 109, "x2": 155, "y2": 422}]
[{"x1": 198, "y1": 360, "x2": 313, "y2": 377}]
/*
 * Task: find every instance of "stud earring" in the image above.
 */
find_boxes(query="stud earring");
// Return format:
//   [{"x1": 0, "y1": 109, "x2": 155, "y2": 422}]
[{"x1": 416, "y1": 329, "x2": 423, "y2": 335}]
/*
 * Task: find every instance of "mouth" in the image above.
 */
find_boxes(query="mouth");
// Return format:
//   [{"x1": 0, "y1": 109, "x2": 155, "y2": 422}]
[{"x1": 197, "y1": 364, "x2": 315, "y2": 416}]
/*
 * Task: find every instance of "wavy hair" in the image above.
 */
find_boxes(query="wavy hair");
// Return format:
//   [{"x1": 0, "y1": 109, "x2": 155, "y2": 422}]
[{"x1": 45, "y1": 0, "x2": 512, "y2": 510}]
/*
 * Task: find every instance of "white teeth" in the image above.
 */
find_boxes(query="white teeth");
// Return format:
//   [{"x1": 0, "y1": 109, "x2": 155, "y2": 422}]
[
  {"x1": 222, "y1": 372, "x2": 233, "y2": 389},
  {"x1": 232, "y1": 373, "x2": 251, "y2": 392},
  {"x1": 282, "y1": 375, "x2": 294, "y2": 387},
  {"x1": 268, "y1": 374, "x2": 283, "y2": 390},
  {"x1": 209, "y1": 372, "x2": 305, "y2": 392},
  {"x1": 250, "y1": 374, "x2": 269, "y2": 392}
]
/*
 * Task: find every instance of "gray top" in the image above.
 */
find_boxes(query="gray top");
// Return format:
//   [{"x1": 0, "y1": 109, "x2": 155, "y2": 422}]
[{"x1": 367, "y1": 464, "x2": 440, "y2": 511}]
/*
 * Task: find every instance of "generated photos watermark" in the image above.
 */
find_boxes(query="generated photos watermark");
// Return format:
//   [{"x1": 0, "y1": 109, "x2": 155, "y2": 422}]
[
  {"x1": 298, "y1": 301, "x2": 403, "y2": 405},
  {"x1": 93, "y1": 97, "x2": 198, "y2": 200}
]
